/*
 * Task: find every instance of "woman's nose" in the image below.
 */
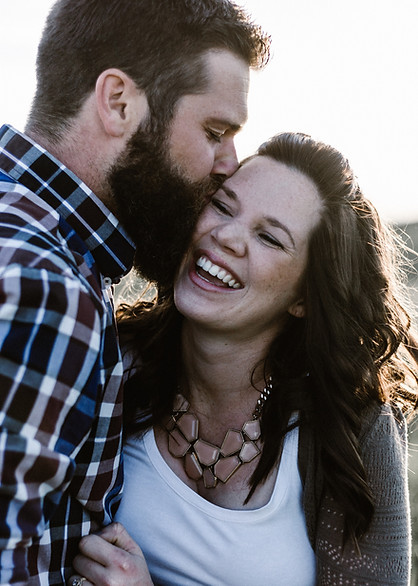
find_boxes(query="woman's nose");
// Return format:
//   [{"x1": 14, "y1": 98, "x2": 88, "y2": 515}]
[{"x1": 211, "y1": 221, "x2": 246, "y2": 257}]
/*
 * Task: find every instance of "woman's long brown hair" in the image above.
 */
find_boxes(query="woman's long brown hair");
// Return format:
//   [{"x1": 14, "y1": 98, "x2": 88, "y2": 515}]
[{"x1": 118, "y1": 132, "x2": 418, "y2": 545}]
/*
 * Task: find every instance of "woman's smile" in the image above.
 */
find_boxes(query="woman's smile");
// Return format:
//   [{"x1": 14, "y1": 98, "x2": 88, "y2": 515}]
[{"x1": 195, "y1": 255, "x2": 243, "y2": 289}]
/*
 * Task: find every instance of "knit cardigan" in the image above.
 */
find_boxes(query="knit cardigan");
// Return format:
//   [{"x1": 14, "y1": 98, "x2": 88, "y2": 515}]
[{"x1": 299, "y1": 402, "x2": 411, "y2": 585}]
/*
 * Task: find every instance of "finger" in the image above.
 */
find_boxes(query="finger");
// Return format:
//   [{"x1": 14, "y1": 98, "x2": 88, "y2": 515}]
[
  {"x1": 95, "y1": 522, "x2": 144, "y2": 555},
  {"x1": 67, "y1": 575, "x2": 93, "y2": 586},
  {"x1": 73, "y1": 548, "x2": 153, "y2": 586},
  {"x1": 72, "y1": 553, "x2": 108, "y2": 584},
  {"x1": 77, "y1": 534, "x2": 118, "y2": 567},
  {"x1": 78, "y1": 532, "x2": 146, "y2": 571}
]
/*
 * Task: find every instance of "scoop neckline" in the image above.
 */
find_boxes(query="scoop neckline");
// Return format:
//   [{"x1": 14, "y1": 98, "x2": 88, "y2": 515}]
[{"x1": 136, "y1": 424, "x2": 299, "y2": 521}]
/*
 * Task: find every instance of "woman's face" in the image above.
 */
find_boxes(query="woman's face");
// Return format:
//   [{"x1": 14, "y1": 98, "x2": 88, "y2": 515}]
[{"x1": 174, "y1": 155, "x2": 323, "y2": 341}]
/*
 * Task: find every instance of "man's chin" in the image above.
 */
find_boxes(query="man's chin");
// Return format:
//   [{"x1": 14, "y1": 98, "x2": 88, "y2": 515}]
[
  {"x1": 131, "y1": 249, "x2": 180, "y2": 290},
  {"x1": 108, "y1": 125, "x2": 221, "y2": 290}
]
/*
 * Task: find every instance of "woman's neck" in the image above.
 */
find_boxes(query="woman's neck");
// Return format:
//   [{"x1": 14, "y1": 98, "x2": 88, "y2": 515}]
[{"x1": 179, "y1": 321, "x2": 272, "y2": 419}]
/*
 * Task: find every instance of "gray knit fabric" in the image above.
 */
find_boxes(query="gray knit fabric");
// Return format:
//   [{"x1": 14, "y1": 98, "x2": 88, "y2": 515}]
[{"x1": 303, "y1": 403, "x2": 411, "y2": 585}]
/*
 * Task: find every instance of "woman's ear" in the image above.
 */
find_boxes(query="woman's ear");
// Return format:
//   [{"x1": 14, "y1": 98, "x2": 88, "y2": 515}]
[
  {"x1": 288, "y1": 298, "x2": 305, "y2": 319},
  {"x1": 95, "y1": 68, "x2": 149, "y2": 138}
]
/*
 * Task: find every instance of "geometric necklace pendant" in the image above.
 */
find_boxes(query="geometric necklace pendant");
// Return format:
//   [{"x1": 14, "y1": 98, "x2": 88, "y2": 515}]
[{"x1": 164, "y1": 380, "x2": 271, "y2": 489}]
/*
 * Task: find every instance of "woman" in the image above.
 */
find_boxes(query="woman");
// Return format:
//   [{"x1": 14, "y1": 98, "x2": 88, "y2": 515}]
[{"x1": 70, "y1": 132, "x2": 417, "y2": 585}]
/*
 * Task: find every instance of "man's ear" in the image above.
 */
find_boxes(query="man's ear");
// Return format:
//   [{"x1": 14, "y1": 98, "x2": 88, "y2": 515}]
[
  {"x1": 288, "y1": 298, "x2": 305, "y2": 319},
  {"x1": 95, "y1": 68, "x2": 149, "y2": 138}
]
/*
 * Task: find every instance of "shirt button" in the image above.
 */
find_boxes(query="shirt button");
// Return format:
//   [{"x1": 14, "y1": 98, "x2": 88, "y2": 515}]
[{"x1": 102, "y1": 276, "x2": 113, "y2": 288}]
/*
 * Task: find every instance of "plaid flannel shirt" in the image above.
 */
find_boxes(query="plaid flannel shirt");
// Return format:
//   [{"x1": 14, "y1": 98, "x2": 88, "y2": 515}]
[{"x1": 0, "y1": 125, "x2": 135, "y2": 585}]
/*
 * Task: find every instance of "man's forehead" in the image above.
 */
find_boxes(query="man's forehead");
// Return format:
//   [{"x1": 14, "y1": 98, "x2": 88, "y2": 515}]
[{"x1": 202, "y1": 51, "x2": 249, "y2": 125}]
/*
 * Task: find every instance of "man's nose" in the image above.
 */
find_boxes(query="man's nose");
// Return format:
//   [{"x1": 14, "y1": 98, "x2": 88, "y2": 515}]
[{"x1": 211, "y1": 138, "x2": 239, "y2": 178}]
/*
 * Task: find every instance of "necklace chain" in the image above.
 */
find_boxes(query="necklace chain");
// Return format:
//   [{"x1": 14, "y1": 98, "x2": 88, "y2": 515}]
[{"x1": 163, "y1": 379, "x2": 272, "y2": 489}]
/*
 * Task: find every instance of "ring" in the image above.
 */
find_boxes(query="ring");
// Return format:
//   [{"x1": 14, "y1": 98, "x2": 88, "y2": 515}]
[{"x1": 71, "y1": 578, "x2": 86, "y2": 586}]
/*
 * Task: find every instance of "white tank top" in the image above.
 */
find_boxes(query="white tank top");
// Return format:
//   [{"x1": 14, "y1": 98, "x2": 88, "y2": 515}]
[{"x1": 116, "y1": 423, "x2": 316, "y2": 586}]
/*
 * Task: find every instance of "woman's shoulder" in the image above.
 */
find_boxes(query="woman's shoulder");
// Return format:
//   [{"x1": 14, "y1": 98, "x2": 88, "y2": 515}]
[
  {"x1": 358, "y1": 401, "x2": 407, "y2": 449},
  {"x1": 357, "y1": 401, "x2": 409, "y2": 497}
]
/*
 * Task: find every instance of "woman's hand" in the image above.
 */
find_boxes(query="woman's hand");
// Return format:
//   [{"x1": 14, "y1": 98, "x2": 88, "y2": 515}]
[{"x1": 68, "y1": 522, "x2": 153, "y2": 586}]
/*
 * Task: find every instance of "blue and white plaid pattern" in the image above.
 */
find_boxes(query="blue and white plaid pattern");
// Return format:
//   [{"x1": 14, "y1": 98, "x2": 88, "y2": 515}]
[{"x1": 0, "y1": 125, "x2": 135, "y2": 584}]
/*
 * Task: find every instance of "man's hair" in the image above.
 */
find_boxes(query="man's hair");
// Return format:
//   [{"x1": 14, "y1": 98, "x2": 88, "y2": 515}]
[{"x1": 27, "y1": 0, "x2": 270, "y2": 141}]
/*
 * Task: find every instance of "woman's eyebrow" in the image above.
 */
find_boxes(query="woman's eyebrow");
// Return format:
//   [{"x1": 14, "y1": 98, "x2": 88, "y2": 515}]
[
  {"x1": 220, "y1": 185, "x2": 238, "y2": 201},
  {"x1": 263, "y1": 215, "x2": 295, "y2": 248},
  {"x1": 221, "y1": 185, "x2": 295, "y2": 248}
]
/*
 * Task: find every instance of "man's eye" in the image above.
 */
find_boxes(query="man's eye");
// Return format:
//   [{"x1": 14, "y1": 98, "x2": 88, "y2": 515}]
[{"x1": 206, "y1": 129, "x2": 223, "y2": 143}]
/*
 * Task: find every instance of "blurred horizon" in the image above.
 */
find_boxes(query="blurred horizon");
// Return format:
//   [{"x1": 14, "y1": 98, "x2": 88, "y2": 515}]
[{"x1": 1, "y1": 0, "x2": 417, "y2": 224}]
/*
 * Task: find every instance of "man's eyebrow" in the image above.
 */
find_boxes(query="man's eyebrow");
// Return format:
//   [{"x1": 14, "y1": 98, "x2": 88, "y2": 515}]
[
  {"x1": 220, "y1": 186, "x2": 295, "y2": 248},
  {"x1": 209, "y1": 118, "x2": 243, "y2": 133}
]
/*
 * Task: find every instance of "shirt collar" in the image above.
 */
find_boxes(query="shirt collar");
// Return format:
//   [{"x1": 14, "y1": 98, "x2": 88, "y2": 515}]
[{"x1": 0, "y1": 124, "x2": 135, "y2": 282}]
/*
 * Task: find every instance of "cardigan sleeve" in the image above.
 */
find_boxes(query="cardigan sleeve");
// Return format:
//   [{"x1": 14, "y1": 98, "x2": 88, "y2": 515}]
[{"x1": 315, "y1": 403, "x2": 411, "y2": 585}]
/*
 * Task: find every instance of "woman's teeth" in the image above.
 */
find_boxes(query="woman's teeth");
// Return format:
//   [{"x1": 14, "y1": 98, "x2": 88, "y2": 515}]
[{"x1": 196, "y1": 256, "x2": 242, "y2": 288}]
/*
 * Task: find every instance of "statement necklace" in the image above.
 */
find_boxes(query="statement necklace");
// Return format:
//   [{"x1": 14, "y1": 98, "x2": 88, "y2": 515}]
[{"x1": 163, "y1": 380, "x2": 272, "y2": 489}]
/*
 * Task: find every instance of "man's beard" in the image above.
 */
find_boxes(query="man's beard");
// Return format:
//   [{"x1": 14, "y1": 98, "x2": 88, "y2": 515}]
[{"x1": 108, "y1": 125, "x2": 221, "y2": 290}]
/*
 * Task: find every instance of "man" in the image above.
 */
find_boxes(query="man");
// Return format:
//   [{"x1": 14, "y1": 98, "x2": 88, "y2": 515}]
[{"x1": 0, "y1": 0, "x2": 270, "y2": 583}]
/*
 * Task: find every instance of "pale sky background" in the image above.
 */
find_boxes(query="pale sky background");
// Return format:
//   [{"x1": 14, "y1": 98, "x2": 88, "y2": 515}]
[{"x1": 1, "y1": 0, "x2": 417, "y2": 224}]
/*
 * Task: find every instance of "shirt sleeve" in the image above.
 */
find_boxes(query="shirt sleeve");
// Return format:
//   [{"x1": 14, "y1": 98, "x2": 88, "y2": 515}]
[
  {"x1": 316, "y1": 404, "x2": 411, "y2": 585},
  {"x1": 0, "y1": 263, "x2": 102, "y2": 582}
]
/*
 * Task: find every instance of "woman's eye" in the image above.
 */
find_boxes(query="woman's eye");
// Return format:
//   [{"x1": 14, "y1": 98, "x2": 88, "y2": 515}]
[
  {"x1": 211, "y1": 198, "x2": 231, "y2": 215},
  {"x1": 259, "y1": 233, "x2": 283, "y2": 248}
]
